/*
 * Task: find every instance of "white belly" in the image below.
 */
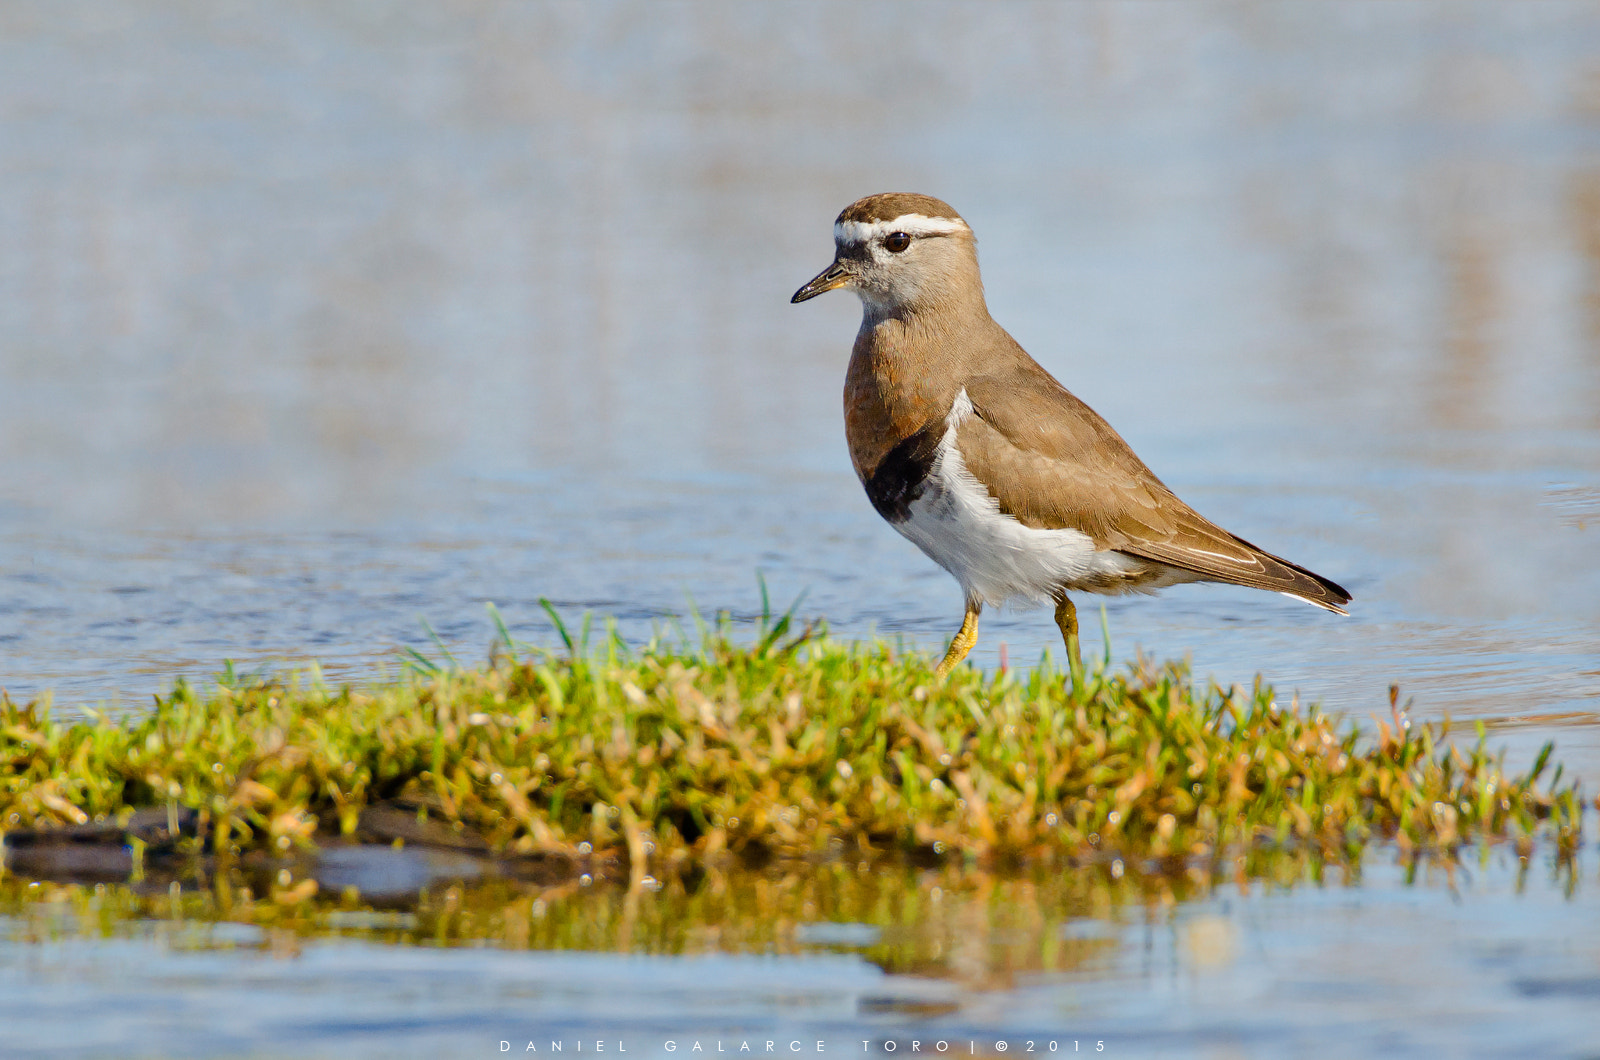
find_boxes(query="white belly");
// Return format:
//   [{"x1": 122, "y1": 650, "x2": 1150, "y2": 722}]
[{"x1": 892, "y1": 390, "x2": 1194, "y2": 608}]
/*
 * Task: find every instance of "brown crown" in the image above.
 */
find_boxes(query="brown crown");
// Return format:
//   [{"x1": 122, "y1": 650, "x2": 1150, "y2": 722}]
[{"x1": 835, "y1": 193, "x2": 964, "y2": 226}]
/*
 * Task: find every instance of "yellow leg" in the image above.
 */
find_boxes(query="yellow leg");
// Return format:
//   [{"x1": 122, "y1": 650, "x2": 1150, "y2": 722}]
[
  {"x1": 934, "y1": 602, "x2": 982, "y2": 678},
  {"x1": 1054, "y1": 595, "x2": 1083, "y2": 689}
]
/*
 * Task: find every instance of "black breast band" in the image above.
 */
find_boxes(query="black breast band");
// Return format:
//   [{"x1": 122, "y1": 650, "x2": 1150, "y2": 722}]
[{"x1": 863, "y1": 423, "x2": 945, "y2": 523}]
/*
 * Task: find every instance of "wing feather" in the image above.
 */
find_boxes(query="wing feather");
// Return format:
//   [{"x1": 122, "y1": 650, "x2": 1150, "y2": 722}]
[{"x1": 957, "y1": 363, "x2": 1351, "y2": 612}]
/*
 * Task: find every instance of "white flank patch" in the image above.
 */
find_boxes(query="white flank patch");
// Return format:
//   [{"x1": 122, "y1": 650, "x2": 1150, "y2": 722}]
[
  {"x1": 892, "y1": 389, "x2": 1163, "y2": 608},
  {"x1": 835, "y1": 213, "x2": 970, "y2": 247}
]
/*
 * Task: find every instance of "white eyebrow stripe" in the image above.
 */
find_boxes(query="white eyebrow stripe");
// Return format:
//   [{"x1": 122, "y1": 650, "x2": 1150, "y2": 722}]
[{"x1": 834, "y1": 214, "x2": 970, "y2": 246}]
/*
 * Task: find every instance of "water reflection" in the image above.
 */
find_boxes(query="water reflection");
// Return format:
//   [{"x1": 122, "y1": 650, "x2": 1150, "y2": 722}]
[
  {"x1": 0, "y1": 848, "x2": 1564, "y2": 970},
  {"x1": 0, "y1": 849, "x2": 1595, "y2": 1056}
]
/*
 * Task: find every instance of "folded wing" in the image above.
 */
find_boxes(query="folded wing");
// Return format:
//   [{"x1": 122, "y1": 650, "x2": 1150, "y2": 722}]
[{"x1": 957, "y1": 362, "x2": 1351, "y2": 614}]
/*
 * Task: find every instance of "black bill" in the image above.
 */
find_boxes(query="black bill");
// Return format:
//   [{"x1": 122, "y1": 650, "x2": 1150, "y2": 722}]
[{"x1": 791, "y1": 260, "x2": 850, "y2": 303}]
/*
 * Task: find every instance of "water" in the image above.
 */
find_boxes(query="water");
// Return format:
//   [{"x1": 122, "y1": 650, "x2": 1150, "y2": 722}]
[
  {"x1": 2, "y1": 2, "x2": 1599, "y2": 1055},
  {"x1": 1, "y1": 852, "x2": 1596, "y2": 1059}
]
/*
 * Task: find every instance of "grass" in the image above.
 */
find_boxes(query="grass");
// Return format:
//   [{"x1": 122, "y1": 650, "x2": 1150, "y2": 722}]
[{"x1": 0, "y1": 604, "x2": 1588, "y2": 883}]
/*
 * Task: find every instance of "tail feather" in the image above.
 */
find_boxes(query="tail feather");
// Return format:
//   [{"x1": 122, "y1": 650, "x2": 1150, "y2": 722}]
[{"x1": 1249, "y1": 545, "x2": 1352, "y2": 615}]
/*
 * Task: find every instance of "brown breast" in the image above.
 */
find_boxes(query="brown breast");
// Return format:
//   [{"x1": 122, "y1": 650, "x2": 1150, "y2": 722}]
[{"x1": 842, "y1": 317, "x2": 962, "y2": 481}]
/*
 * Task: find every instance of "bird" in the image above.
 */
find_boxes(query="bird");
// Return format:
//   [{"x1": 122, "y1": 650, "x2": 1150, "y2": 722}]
[{"x1": 791, "y1": 192, "x2": 1350, "y2": 681}]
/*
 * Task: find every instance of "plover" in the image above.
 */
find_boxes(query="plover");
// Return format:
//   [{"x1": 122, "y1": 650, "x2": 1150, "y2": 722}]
[{"x1": 792, "y1": 192, "x2": 1350, "y2": 679}]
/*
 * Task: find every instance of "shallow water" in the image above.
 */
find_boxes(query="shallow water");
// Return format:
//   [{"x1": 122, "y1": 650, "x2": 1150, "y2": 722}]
[
  {"x1": 1, "y1": 850, "x2": 1597, "y2": 1059},
  {"x1": 2, "y1": 1, "x2": 1599, "y2": 1055}
]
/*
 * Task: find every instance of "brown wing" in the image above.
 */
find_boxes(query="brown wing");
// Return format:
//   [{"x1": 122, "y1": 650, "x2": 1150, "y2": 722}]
[{"x1": 957, "y1": 360, "x2": 1351, "y2": 613}]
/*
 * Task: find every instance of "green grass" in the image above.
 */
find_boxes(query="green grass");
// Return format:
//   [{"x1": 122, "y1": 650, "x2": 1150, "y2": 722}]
[{"x1": 0, "y1": 607, "x2": 1587, "y2": 880}]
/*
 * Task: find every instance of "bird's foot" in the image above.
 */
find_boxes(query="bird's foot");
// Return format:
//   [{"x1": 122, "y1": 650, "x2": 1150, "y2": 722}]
[{"x1": 933, "y1": 603, "x2": 982, "y2": 678}]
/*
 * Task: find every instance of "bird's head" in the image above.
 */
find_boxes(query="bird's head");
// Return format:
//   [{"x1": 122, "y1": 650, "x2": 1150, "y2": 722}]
[{"x1": 791, "y1": 193, "x2": 983, "y2": 319}]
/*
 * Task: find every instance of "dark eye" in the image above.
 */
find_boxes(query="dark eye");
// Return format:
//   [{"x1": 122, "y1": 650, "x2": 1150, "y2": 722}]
[{"x1": 884, "y1": 231, "x2": 911, "y2": 253}]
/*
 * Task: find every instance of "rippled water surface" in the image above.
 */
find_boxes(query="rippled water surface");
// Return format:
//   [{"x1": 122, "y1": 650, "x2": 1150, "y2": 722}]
[
  {"x1": 2, "y1": 2, "x2": 1599, "y2": 1056},
  {"x1": 2, "y1": 851, "x2": 1599, "y2": 1060}
]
